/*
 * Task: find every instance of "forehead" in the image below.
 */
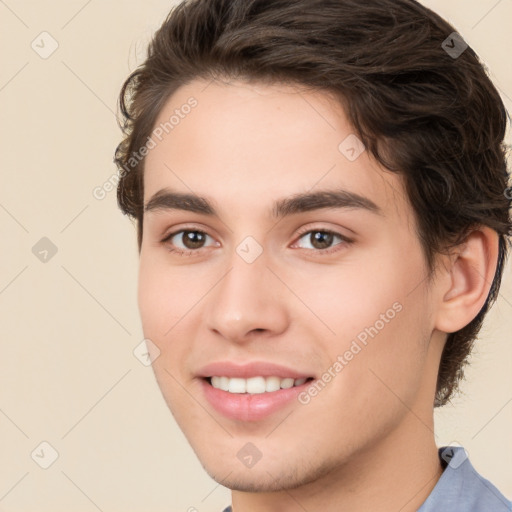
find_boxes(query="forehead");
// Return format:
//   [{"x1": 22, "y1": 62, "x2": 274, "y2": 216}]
[{"x1": 143, "y1": 78, "x2": 409, "y2": 222}]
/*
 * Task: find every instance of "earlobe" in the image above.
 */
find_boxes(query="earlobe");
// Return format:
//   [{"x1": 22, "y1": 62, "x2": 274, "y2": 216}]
[{"x1": 434, "y1": 227, "x2": 499, "y2": 334}]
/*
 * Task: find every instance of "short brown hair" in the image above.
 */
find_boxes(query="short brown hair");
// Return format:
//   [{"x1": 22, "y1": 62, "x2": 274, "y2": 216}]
[{"x1": 115, "y1": 0, "x2": 511, "y2": 406}]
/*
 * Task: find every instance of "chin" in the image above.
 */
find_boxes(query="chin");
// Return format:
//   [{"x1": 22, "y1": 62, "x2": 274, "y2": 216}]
[
  {"x1": 208, "y1": 468, "x2": 298, "y2": 493},
  {"x1": 199, "y1": 451, "x2": 334, "y2": 494}
]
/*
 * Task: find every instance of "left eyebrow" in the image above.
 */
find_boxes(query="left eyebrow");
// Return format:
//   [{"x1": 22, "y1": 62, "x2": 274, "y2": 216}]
[
  {"x1": 271, "y1": 189, "x2": 382, "y2": 218},
  {"x1": 143, "y1": 187, "x2": 382, "y2": 218}
]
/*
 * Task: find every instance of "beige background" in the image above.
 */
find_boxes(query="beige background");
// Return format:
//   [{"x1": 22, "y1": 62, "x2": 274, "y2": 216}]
[{"x1": 0, "y1": 1, "x2": 511, "y2": 511}]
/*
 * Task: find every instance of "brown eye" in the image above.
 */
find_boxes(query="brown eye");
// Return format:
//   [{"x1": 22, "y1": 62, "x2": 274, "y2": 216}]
[
  {"x1": 179, "y1": 231, "x2": 207, "y2": 249},
  {"x1": 162, "y1": 229, "x2": 216, "y2": 255},
  {"x1": 308, "y1": 231, "x2": 335, "y2": 250},
  {"x1": 294, "y1": 229, "x2": 352, "y2": 254}
]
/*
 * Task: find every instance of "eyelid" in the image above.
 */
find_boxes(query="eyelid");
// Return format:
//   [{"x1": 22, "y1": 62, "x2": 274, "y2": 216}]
[
  {"x1": 160, "y1": 223, "x2": 354, "y2": 256},
  {"x1": 291, "y1": 225, "x2": 353, "y2": 252},
  {"x1": 161, "y1": 222, "x2": 213, "y2": 239},
  {"x1": 294, "y1": 223, "x2": 353, "y2": 240},
  {"x1": 161, "y1": 226, "x2": 218, "y2": 247}
]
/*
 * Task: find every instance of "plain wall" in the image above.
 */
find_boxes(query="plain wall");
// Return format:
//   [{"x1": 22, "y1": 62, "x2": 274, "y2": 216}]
[{"x1": 0, "y1": 1, "x2": 511, "y2": 510}]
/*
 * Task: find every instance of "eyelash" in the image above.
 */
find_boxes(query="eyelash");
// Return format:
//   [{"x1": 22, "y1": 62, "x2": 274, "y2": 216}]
[{"x1": 161, "y1": 226, "x2": 353, "y2": 257}]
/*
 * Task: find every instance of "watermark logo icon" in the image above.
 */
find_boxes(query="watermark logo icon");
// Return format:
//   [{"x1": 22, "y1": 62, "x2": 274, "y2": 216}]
[
  {"x1": 440, "y1": 442, "x2": 468, "y2": 469},
  {"x1": 31, "y1": 441, "x2": 59, "y2": 469},
  {"x1": 32, "y1": 237, "x2": 58, "y2": 263},
  {"x1": 236, "y1": 442, "x2": 262, "y2": 468},
  {"x1": 133, "y1": 338, "x2": 161, "y2": 366},
  {"x1": 441, "y1": 32, "x2": 468, "y2": 59},
  {"x1": 338, "y1": 134, "x2": 365, "y2": 162},
  {"x1": 236, "y1": 236, "x2": 263, "y2": 264},
  {"x1": 31, "y1": 32, "x2": 59, "y2": 59}
]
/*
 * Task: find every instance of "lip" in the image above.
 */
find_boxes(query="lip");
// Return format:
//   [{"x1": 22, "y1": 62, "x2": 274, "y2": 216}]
[
  {"x1": 196, "y1": 361, "x2": 313, "y2": 380},
  {"x1": 200, "y1": 378, "x2": 312, "y2": 422},
  {"x1": 196, "y1": 361, "x2": 315, "y2": 422}
]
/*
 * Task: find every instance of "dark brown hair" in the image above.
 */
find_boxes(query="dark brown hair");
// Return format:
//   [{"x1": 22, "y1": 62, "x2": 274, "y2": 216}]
[{"x1": 115, "y1": 0, "x2": 511, "y2": 406}]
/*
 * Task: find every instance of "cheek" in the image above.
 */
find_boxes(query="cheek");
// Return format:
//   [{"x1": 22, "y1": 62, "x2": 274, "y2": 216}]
[
  {"x1": 137, "y1": 261, "x2": 160, "y2": 333},
  {"x1": 332, "y1": 293, "x2": 430, "y2": 420},
  {"x1": 137, "y1": 256, "x2": 206, "y2": 372},
  {"x1": 289, "y1": 263, "x2": 406, "y2": 343},
  {"x1": 137, "y1": 246, "x2": 189, "y2": 317},
  {"x1": 137, "y1": 255, "x2": 178, "y2": 338},
  {"x1": 296, "y1": 246, "x2": 431, "y2": 395},
  {"x1": 137, "y1": 260, "x2": 196, "y2": 413}
]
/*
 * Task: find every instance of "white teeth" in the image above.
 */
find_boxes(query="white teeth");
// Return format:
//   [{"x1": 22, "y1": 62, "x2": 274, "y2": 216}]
[
  {"x1": 246, "y1": 376, "x2": 266, "y2": 394},
  {"x1": 211, "y1": 376, "x2": 229, "y2": 391},
  {"x1": 209, "y1": 376, "x2": 310, "y2": 394},
  {"x1": 218, "y1": 376, "x2": 230, "y2": 391},
  {"x1": 228, "y1": 378, "x2": 246, "y2": 393},
  {"x1": 265, "y1": 376, "x2": 281, "y2": 392},
  {"x1": 280, "y1": 378, "x2": 294, "y2": 389}
]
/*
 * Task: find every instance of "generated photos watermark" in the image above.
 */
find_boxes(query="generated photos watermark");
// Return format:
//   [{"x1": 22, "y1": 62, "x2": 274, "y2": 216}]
[{"x1": 298, "y1": 301, "x2": 403, "y2": 405}]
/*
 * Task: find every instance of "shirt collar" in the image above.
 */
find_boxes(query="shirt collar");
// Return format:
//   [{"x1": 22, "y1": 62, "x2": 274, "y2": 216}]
[{"x1": 417, "y1": 445, "x2": 511, "y2": 512}]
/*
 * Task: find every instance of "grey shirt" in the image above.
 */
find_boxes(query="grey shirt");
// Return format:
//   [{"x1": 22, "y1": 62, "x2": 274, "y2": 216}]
[{"x1": 221, "y1": 446, "x2": 511, "y2": 511}]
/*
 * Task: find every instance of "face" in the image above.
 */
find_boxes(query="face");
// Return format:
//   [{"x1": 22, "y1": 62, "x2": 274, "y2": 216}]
[{"x1": 138, "y1": 78, "x2": 442, "y2": 492}]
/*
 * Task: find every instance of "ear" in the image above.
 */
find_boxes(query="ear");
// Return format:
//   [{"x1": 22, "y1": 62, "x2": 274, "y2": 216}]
[{"x1": 434, "y1": 226, "x2": 499, "y2": 334}]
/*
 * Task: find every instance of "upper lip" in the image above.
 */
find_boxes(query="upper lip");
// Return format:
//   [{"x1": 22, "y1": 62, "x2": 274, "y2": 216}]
[{"x1": 196, "y1": 361, "x2": 313, "y2": 380}]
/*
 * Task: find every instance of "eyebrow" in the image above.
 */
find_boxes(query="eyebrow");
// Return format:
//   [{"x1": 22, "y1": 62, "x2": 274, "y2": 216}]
[{"x1": 143, "y1": 187, "x2": 381, "y2": 218}]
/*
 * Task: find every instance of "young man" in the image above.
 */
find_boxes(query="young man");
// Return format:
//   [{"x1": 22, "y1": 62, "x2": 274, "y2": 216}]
[{"x1": 115, "y1": 0, "x2": 511, "y2": 510}]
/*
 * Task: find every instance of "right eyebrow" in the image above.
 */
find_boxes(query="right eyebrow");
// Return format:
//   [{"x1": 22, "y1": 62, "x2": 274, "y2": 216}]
[{"x1": 144, "y1": 188, "x2": 215, "y2": 215}]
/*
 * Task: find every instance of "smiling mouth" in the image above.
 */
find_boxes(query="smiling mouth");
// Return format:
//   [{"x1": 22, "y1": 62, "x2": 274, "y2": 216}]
[{"x1": 205, "y1": 376, "x2": 315, "y2": 394}]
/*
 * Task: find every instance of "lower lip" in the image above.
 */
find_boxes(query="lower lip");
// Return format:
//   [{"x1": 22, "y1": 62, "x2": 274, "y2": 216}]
[{"x1": 200, "y1": 379, "x2": 310, "y2": 422}]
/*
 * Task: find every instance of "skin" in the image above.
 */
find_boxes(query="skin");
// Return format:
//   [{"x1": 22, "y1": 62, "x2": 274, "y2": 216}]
[{"x1": 137, "y1": 78, "x2": 498, "y2": 511}]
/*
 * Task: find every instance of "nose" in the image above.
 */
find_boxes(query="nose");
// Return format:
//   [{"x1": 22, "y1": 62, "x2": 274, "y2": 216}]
[{"x1": 204, "y1": 249, "x2": 290, "y2": 344}]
